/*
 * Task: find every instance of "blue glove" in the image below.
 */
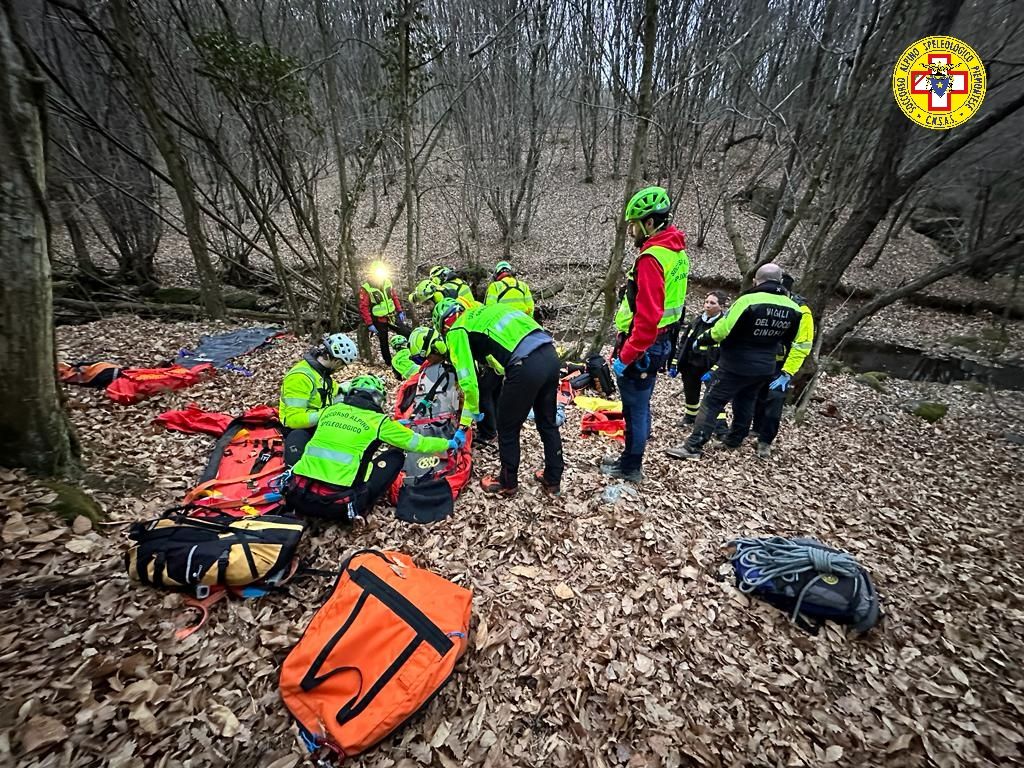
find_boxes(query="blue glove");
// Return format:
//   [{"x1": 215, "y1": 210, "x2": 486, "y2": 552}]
[
  {"x1": 612, "y1": 358, "x2": 627, "y2": 377},
  {"x1": 397, "y1": 418, "x2": 411, "y2": 426},
  {"x1": 472, "y1": 412, "x2": 485, "y2": 423},
  {"x1": 668, "y1": 366, "x2": 678, "y2": 378},
  {"x1": 769, "y1": 372, "x2": 792, "y2": 391},
  {"x1": 448, "y1": 428, "x2": 467, "y2": 451},
  {"x1": 398, "y1": 312, "x2": 408, "y2": 324},
  {"x1": 635, "y1": 353, "x2": 651, "y2": 372},
  {"x1": 367, "y1": 325, "x2": 378, "y2": 336},
  {"x1": 701, "y1": 370, "x2": 712, "y2": 383}
]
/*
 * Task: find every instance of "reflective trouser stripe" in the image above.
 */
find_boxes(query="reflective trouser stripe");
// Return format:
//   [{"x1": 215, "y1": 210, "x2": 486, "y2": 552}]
[{"x1": 684, "y1": 403, "x2": 700, "y2": 416}]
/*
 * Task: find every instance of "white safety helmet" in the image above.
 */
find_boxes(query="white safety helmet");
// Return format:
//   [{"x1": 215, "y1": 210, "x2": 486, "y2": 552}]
[{"x1": 322, "y1": 333, "x2": 358, "y2": 364}]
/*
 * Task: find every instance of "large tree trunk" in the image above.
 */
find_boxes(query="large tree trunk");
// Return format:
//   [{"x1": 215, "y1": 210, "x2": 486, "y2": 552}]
[
  {"x1": 0, "y1": 2, "x2": 78, "y2": 475},
  {"x1": 586, "y1": 0, "x2": 659, "y2": 355}
]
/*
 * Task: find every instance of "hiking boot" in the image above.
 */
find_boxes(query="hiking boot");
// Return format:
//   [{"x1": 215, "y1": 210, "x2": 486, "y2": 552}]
[
  {"x1": 600, "y1": 462, "x2": 643, "y2": 483},
  {"x1": 533, "y1": 469, "x2": 561, "y2": 496},
  {"x1": 600, "y1": 454, "x2": 620, "y2": 469},
  {"x1": 474, "y1": 436, "x2": 498, "y2": 454},
  {"x1": 480, "y1": 475, "x2": 517, "y2": 497},
  {"x1": 674, "y1": 415, "x2": 697, "y2": 428},
  {"x1": 664, "y1": 444, "x2": 702, "y2": 460},
  {"x1": 756, "y1": 441, "x2": 772, "y2": 459},
  {"x1": 720, "y1": 439, "x2": 743, "y2": 450}
]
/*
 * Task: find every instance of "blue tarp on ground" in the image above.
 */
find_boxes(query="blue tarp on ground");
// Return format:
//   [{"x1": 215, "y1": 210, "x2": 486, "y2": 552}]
[{"x1": 176, "y1": 326, "x2": 283, "y2": 371}]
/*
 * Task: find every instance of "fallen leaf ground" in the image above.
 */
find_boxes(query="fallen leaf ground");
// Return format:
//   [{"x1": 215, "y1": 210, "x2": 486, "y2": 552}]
[{"x1": 1, "y1": 311, "x2": 1022, "y2": 768}]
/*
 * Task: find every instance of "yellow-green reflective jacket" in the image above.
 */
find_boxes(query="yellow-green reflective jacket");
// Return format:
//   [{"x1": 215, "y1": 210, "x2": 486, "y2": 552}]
[
  {"x1": 292, "y1": 402, "x2": 449, "y2": 487},
  {"x1": 278, "y1": 356, "x2": 340, "y2": 429}
]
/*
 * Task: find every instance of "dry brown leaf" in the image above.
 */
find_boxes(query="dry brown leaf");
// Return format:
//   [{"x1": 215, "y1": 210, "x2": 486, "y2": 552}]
[
  {"x1": 208, "y1": 704, "x2": 241, "y2": 738},
  {"x1": 823, "y1": 746, "x2": 844, "y2": 763},
  {"x1": 509, "y1": 565, "x2": 541, "y2": 579},
  {"x1": 71, "y1": 515, "x2": 93, "y2": 535},
  {"x1": 21, "y1": 715, "x2": 67, "y2": 754},
  {"x1": 65, "y1": 538, "x2": 96, "y2": 554},
  {"x1": 553, "y1": 583, "x2": 574, "y2": 600},
  {"x1": 1, "y1": 513, "x2": 29, "y2": 543}
]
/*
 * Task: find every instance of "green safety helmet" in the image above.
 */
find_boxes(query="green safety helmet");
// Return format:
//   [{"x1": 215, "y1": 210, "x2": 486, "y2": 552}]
[
  {"x1": 493, "y1": 260, "x2": 514, "y2": 279},
  {"x1": 432, "y1": 298, "x2": 464, "y2": 333},
  {"x1": 429, "y1": 265, "x2": 450, "y2": 281},
  {"x1": 409, "y1": 326, "x2": 447, "y2": 358},
  {"x1": 409, "y1": 278, "x2": 440, "y2": 305},
  {"x1": 624, "y1": 186, "x2": 671, "y2": 223},
  {"x1": 345, "y1": 374, "x2": 387, "y2": 411},
  {"x1": 389, "y1": 334, "x2": 409, "y2": 351}
]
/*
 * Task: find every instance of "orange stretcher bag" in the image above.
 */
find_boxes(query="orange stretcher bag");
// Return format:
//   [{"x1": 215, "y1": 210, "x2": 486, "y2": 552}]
[{"x1": 279, "y1": 550, "x2": 472, "y2": 761}]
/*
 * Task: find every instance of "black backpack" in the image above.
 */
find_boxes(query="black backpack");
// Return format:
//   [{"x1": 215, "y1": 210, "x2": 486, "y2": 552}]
[
  {"x1": 729, "y1": 537, "x2": 881, "y2": 635},
  {"x1": 586, "y1": 354, "x2": 616, "y2": 396}
]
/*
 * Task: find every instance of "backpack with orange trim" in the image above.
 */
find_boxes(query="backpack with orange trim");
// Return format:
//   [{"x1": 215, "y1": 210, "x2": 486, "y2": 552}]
[{"x1": 280, "y1": 550, "x2": 472, "y2": 761}]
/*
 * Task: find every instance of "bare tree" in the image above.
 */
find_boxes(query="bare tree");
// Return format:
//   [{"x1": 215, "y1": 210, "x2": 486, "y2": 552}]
[{"x1": 0, "y1": 0, "x2": 77, "y2": 474}]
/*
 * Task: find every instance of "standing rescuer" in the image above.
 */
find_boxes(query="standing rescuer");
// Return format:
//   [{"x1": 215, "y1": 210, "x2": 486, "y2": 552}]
[
  {"x1": 485, "y1": 260, "x2": 535, "y2": 317},
  {"x1": 664, "y1": 263, "x2": 801, "y2": 460},
  {"x1": 285, "y1": 375, "x2": 459, "y2": 522},
  {"x1": 278, "y1": 333, "x2": 358, "y2": 466},
  {"x1": 359, "y1": 260, "x2": 410, "y2": 366},
  {"x1": 671, "y1": 290, "x2": 729, "y2": 429},
  {"x1": 602, "y1": 186, "x2": 689, "y2": 483},
  {"x1": 434, "y1": 298, "x2": 564, "y2": 497},
  {"x1": 750, "y1": 272, "x2": 815, "y2": 458}
]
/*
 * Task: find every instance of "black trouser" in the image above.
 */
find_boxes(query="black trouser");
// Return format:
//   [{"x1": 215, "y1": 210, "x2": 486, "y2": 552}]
[
  {"x1": 372, "y1": 318, "x2": 411, "y2": 366},
  {"x1": 285, "y1": 448, "x2": 404, "y2": 520},
  {"x1": 478, "y1": 368, "x2": 502, "y2": 442},
  {"x1": 496, "y1": 343, "x2": 564, "y2": 488},
  {"x1": 685, "y1": 369, "x2": 772, "y2": 452},
  {"x1": 284, "y1": 427, "x2": 314, "y2": 467},
  {"x1": 752, "y1": 382, "x2": 786, "y2": 444},
  {"x1": 681, "y1": 364, "x2": 728, "y2": 431},
  {"x1": 662, "y1": 321, "x2": 681, "y2": 372}
]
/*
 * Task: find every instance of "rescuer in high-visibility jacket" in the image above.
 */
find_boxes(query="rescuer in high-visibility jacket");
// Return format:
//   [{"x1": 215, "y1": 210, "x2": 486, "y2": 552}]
[
  {"x1": 749, "y1": 272, "x2": 816, "y2": 458},
  {"x1": 278, "y1": 333, "x2": 358, "y2": 466},
  {"x1": 389, "y1": 334, "x2": 420, "y2": 381},
  {"x1": 602, "y1": 185, "x2": 689, "y2": 483},
  {"x1": 359, "y1": 260, "x2": 410, "y2": 367},
  {"x1": 434, "y1": 299, "x2": 563, "y2": 497},
  {"x1": 430, "y1": 265, "x2": 476, "y2": 307},
  {"x1": 285, "y1": 374, "x2": 459, "y2": 522},
  {"x1": 408, "y1": 325, "x2": 448, "y2": 366},
  {"x1": 665, "y1": 263, "x2": 802, "y2": 461},
  {"x1": 485, "y1": 261, "x2": 535, "y2": 317}
]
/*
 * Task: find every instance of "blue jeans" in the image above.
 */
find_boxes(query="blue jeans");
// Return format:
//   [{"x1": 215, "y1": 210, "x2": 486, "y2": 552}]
[{"x1": 615, "y1": 337, "x2": 670, "y2": 471}]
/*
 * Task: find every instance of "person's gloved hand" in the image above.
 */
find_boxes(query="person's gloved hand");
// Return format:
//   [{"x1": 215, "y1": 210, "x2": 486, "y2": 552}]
[
  {"x1": 668, "y1": 366, "x2": 678, "y2": 378},
  {"x1": 367, "y1": 325, "x2": 378, "y2": 336},
  {"x1": 398, "y1": 311, "x2": 408, "y2": 324},
  {"x1": 769, "y1": 372, "x2": 792, "y2": 391},
  {"x1": 700, "y1": 370, "x2": 712, "y2": 383},
  {"x1": 448, "y1": 428, "x2": 467, "y2": 451},
  {"x1": 472, "y1": 412, "x2": 485, "y2": 423},
  {"x1": 397, "y1": 418, "x2": 411, "y2": 426},
  {"x1": 612, "y1": 358, "x2": 628, "y2": 377},
  {"x1": 635, "y1": 352, "x2": 651, "y2": 371}
]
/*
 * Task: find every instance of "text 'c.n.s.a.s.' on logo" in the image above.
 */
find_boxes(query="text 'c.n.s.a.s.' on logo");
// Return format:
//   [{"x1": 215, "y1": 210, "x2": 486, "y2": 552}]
[{"x1": 892, "y1": 36, "x2": 986, "y2": 130}]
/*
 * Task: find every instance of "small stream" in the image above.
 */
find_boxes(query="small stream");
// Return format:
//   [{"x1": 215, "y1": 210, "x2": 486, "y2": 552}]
[{"x1": 829, "y1": 337, "x2": 1024, "y2": 391}]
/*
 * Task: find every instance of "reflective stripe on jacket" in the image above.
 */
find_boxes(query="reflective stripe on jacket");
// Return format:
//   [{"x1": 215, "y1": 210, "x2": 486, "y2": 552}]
[
  {"x1": 292, "y1": 402, "x2": 449, "y2": 487},
  {"x1": 278, "y1": 356, "x2": 340, "y2": 429}
]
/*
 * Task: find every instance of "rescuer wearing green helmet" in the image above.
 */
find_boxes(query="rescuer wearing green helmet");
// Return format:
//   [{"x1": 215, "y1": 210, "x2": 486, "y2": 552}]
[
  {"x1": 485, "y1": 261, "x2": 535, "y2": 317},
  {"x1": 602, "y1": 186, "x2": 689, "y2": 483},
  {"x1": 433, "y1": 299, "x2": 563, "y2": 496},
  {"x1": 285, "y1": 374, "x2": 459, "y2": 521}
]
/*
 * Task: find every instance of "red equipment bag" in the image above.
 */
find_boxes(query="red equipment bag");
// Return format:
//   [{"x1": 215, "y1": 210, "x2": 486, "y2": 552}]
[
  {"x1": 581, "y1": 410, "x2": 626, "y2": 443},
  {"x1": 182, "y1": 411, "x2": 288, "y2": 517},
  {"x1": 388, "y1": 364, "x2": 472, "y2": 524},
  {"x1": 106, "y1": 364, "x2": 215, "y2": 405},
  {"x1": 154, "y1": 403, "x2": 278, "y2": 437}
]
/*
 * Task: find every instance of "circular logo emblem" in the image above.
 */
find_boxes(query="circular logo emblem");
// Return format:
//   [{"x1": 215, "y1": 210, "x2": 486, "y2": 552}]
[
  {"x1": 892, "y1": 37, "x2": 986, "y2": 130},
  {"x1": 416, "y1": 456, "x2": 440, "y2": 470},
  {"x1": 821, "y1": 574, "x2": 840, "y2": 586}
]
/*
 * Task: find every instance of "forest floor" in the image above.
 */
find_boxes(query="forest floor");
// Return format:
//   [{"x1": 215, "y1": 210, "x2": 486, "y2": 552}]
[
  {"x1": 6, "y1": 157, "x2": 1023, "y2": 767},
  {"x1": 1, "y1": 307, "x2": 1022, "y2": 768}
]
